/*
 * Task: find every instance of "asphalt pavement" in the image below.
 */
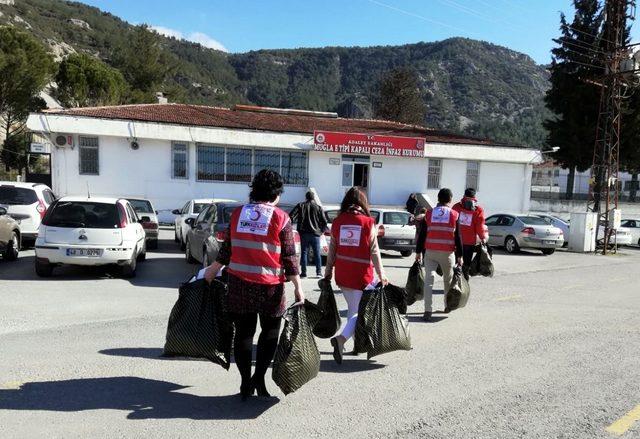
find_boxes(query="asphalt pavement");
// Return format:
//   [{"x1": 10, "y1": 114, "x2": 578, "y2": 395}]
[{"x1": 0, "y1": 229, "x2": 638, "y2": 439}]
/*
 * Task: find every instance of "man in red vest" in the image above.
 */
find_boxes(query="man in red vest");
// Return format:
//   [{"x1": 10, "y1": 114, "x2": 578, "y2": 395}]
[
  {"x1": 452, "y1": 188, "x2": 488, "y2": 275},
  {"x1": 415, "y1": 188, "x2": 463, "y2": 321}
]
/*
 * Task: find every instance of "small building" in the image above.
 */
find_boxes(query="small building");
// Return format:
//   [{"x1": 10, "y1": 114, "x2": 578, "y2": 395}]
[{"x1": 26, "y1": 104, "x2": 540, "y2": 215}]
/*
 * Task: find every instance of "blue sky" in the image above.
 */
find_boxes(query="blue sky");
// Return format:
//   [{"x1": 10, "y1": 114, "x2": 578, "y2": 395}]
[{"x1": 81, "y1": 0, "x2": 640, "y2": 64}]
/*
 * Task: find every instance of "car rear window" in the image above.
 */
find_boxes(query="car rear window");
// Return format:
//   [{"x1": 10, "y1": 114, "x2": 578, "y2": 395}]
[
  {"x1": 0, "y1": 186, "x2": 38, "y2": 205},
  {"x1": 383, "y1": 212, "x2": 410, "y2": 225},
  {"x1": 128, "y1": 199, "x2": 153, "y2": 213},
  {"x1": 222, "y1": 206, "x2": 241, "y2": 224},
  {"x1": 44, "y1": 202, "x2": 119, "y2": 229},
  {"x1": 518, "y1": 216, "x2": 549, "y2": 226},
  {"x1": 325, "y1": 210, "x2": 380, "y2": 223}
]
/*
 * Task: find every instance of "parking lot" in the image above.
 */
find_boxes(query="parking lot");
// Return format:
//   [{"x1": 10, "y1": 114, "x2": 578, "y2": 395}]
[{"x1": 1, "y1": 228, "x2": 639, "y2": 438}]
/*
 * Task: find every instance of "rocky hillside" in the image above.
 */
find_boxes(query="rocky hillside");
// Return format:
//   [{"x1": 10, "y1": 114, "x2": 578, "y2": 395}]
[{"x1": 0, "y1": 0, "x2": 551, "y2": 146}]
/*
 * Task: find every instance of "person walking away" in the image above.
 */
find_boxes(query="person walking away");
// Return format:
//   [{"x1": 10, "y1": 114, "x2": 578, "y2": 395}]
[
  {"x1": 452, "y1": 188, "x2": 487, "y2": 275},
  {"x1": 406, "y1": 193, "x2": 419, "y2": 215},
  {"x1": 205, "y1": 169, "x2": 304, "y2": 400},
  {"x1": 415, "y1": 188, "x2": 463, "y2": 321},
  {"x1": 324, "y1": 187, "x2": 388, "y2": 364},
  {"x1": 290, "y1": 191, "x2": 328, "y2": 278}
]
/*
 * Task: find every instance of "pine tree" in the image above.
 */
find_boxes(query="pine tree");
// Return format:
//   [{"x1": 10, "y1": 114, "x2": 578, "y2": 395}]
[
  {"x1": 544, "y1": 0, "x2": 604, "y2": 198},
  {"x1": 373, "y1": 67, "x2": 426, "y2": 126}
]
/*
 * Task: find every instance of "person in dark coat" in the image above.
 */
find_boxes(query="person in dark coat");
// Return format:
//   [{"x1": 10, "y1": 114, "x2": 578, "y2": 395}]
[
  {"x1": 290, "y1": 191, "x2": 328, "y2": 278},
  {"x1": 406, "y1": 193, "x2": 419, "y2": 214}
]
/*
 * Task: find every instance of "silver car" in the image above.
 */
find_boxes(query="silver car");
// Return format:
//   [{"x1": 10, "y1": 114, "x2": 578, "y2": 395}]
[{"x1": 486, "y1": 214, "x2": 564, "y2": 255}]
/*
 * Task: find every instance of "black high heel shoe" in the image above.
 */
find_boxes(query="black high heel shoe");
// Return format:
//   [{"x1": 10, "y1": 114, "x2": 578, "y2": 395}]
[
  {"x1": 240, "y1": 380, "x2": 255, "y2": 401},
  {"x1": 251, "y1": 375, "x2": 271, "y2": 397}
]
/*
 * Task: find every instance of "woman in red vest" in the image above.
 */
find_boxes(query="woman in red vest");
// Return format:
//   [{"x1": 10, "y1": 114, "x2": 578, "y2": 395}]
[
  {"x1": 324, "y1": 187, "x2": 388, "y2": 364},
  {"x1": 205, "y1": 170, "x2": 304, "y2": 400}
]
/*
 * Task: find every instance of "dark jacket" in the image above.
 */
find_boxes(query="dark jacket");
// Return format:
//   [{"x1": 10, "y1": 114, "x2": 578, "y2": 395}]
[{"x1": 290, "y1": 200, "x2": 328, "y2": 236}]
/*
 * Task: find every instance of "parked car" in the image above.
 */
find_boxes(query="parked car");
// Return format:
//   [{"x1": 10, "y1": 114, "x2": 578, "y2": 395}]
[
  {"x1": 172, "y1": 198, "x2": 236, "y2": 251},
  {"x1": 185, "y1": 201, "x2": 301, "y2": 267},
  {"x1": 127, "y1": 198, "x2": 159, "y2": 249},
  {"x1": 324, "y1": 207, "x2": 416, "y2": 257},
  {"x1": 619, "y1": 219, "x2": 640, "y2": 246},
  {"x1": 485, "y1": 213, "x2": 564, "y2": 255},
  {"x1": 534, "y1": 214, "x2": 570, "y2": 247},
  {"x1": 0, "y1": 182, "x2": 56, "y2": 246},
  {"x1": 35, "y1": 197, "x2": 147, "y2": 277},
  {"x1": 0, "y1": 205, "x2": 20, "y2": 261},
  {"x1": 597, "y1": 225, "x2": 633, "y2": 246}
]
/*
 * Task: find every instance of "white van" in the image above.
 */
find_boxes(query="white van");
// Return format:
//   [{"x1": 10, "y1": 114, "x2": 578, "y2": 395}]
[{"x1": 35, "y1": 197, "x2": 146, "y2": 277}]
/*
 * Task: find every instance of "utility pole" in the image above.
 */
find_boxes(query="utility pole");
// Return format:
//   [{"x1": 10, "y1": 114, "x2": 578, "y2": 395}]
[{"x1": 588, "y1": 0, "x2": 636, "y2": 254}]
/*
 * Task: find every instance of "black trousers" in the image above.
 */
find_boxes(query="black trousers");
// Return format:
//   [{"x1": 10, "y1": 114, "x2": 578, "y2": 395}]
[
  {"x1": 462, "y1": 244, "x2": 476, "y2": 277},
  {"x1": 231, "y1": 312, "x2": 282, "y2": 384}
]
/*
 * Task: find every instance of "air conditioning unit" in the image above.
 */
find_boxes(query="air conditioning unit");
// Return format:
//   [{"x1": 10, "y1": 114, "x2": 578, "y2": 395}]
[{"x1": 51, "y1": 134, "x2": 74, "y2": 148}]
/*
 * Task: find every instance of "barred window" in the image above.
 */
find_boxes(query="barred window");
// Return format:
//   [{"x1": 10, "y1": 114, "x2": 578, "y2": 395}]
[
  {"x1": 172, "y1": 142, "x2": 188, "y2": 179},
  {"x1": 197, "y1": 145, "x2": 225, "y2": 181},
  {"x1": 282, "y1": 151, "x2": 308, "y2": 185},
  {"x1": 427, "y1": 159, "x2": 441, "y2": 189},
  {"x1": 226, "y1": 148, "x2": 252, "y2": 182},
  {"x1": 466, "y1": 161, "x2": 479, "y2": 191},
  {"x1": 255, "y1": 149, "x2": 281, "y2": 173},
  {"x1": 79, "y1": 136, "x2": 99, "y2": 175}
]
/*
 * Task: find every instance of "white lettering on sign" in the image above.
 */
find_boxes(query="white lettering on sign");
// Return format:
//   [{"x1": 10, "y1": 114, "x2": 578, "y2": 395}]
[
  {"x1": 237, "y1": 204, "x2": 274, "y2": 236},
  {"x1": 431, "y1": 206, "x2": 451, "y2": 224},
  {"x1": 339, "y1": 225, "x2": 362, "y2": 247},
  {"x1": 459, "y1": 212, "x2": 473, "y2": 226}
]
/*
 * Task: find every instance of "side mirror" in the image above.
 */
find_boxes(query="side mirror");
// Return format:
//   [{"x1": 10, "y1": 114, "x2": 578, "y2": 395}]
[
  {"x1": 0, "y1": 207, "x2": 6, "y2": 216},
  {"x1": 185, "y1": 218, "x2": 195, "y2": 227},
  {"x1": 172, "y1": 209, "x2": 181, "y2": 215},
  {"x1": 140, "y1": 216, "x2": 151, "y2": 223}
]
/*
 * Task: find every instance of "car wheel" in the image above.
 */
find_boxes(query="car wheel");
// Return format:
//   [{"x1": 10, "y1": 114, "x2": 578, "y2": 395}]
[
  {"x1": 400, "y1": 250, "x2": 412, "y2": 257},
  {"x1": 35, "y1": 258, "x2": 53, "y2": 277},
  {"x1": 137, "y1": 242, "x2": 147, "y2": 262},
  {"x1": 121, "y1": 250, "x2": 137, "y2": 278},
  {"x1": 504, "y1": 236, "x2": 520, "y2": 254},
  {"x1": 174, "y1": 229, "x2": 179, "y2": 243},
  {"x1": 179, "y1": 233, "x2": 186, "y2": 251},
  {"x1": 542, "y1": 248, "x2": 556, "y2": 255},
  {"x1": 185, "y1": 239, "x2": 196, "y2": 264},
  {"x1": 3, "y1": 231, "x2": 19, "y2": 261}
]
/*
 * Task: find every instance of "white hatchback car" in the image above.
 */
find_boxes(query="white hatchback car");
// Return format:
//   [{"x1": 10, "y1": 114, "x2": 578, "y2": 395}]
[
  {"x1": 0, "y1": 182, "x2": 56, "y2": 245},
  {"x1": 172, "y1": 198, "x2": 236, "y2": 250},
  {"x1": 35, "y1": 197, "x2": 146, "y2": 277}
]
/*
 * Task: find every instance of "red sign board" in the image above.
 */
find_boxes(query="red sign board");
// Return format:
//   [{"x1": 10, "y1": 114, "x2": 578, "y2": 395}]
[{"x1": 313, "y1": 130, "x2": 425, "y2": 158}]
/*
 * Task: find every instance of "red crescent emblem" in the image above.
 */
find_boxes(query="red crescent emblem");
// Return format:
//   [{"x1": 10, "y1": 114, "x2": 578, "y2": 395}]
[
  {"x1": 347, "y1": 230, "x2": 354, "y2": 238},
  {"x1": 249, "y1": 210, "x2": 261, "y2": 221}
]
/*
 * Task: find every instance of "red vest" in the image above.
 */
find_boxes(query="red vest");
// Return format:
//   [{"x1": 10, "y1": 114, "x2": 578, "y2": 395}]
[
  {"x1": 228, "y1": 203, "x2": 289, "y2": 285},
  {"x1": 424, "y1": 205, "x2": 459, "y2": 252},
  {"x1": 452, "y1": 198, "x2": 487, "y2": 246},
  {"x1": 332, "y1": 211, "x2": 374, "y2": 290}
]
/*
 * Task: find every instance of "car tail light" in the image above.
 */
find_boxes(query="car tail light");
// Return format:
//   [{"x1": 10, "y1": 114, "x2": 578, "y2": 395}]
[
  {"x1": 378, "y1": 225, "x2": 385, "y2": 237},
  {"x1": 36, "y1": 199, "x2": 47, "y2": 219},
  {"x1": 215, "y1": 230, "x2": 228, "y2": 242},
  {"x1": 142, "y1": 221, "x2": 158, "y2": 230},
  {"x1": 521, "y1": 227, "x2": 535, "y2": 235},
  {"x1": 117, "y1": 203, "x2": 128, "y2": 228}
]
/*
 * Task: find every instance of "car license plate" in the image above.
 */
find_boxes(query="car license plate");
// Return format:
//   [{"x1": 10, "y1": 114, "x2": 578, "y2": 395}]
[
  {"x1": 543, "y1": 240, "x2": 556, "y2": 245},
  {"x1": 67, "y1": 248, "x2": 102, "y2": 257},
  {"x1": 396, "y1": 240, "x2": 410, "y2": 245}
]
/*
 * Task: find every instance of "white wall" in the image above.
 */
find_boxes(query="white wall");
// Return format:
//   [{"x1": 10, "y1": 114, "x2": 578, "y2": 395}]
[{"x1": 476, "y1": 161, "x2": 528, "y2": 215}]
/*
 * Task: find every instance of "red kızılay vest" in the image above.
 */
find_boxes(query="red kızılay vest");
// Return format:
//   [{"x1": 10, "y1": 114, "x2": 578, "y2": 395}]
[
  {"x1": 425, "y1": 205, "x2": 459, "y2": 252},
  {"x1": 332, "y1": 211, "x2": 374, "y2": 290},
  {"x1": 228, "y1": 203, "x2": 290, "y2": 285}
]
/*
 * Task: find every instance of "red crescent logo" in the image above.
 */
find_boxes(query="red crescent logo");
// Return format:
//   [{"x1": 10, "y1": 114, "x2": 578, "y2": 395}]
[
  {"x1": 347, "y1": 230, "x2": 354, "y2": 238},
  {"x1": 249, "y1": 210, "x2": 261, "y2": 221}
]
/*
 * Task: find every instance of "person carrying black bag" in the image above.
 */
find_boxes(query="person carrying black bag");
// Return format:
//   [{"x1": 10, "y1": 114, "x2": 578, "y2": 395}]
[{"x1": 204, "y1": 169, "x2": 304, "y2": 400}]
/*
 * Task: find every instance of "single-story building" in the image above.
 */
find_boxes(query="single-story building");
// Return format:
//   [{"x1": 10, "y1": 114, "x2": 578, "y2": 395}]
[{"x1": 26, "y1": 103, "x2": 541, "y2": 216}]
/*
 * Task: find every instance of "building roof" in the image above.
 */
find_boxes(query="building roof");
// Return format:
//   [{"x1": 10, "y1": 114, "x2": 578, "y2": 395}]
[{"x1": 41, "y1": 103, "x2": 524, "y2": 148}]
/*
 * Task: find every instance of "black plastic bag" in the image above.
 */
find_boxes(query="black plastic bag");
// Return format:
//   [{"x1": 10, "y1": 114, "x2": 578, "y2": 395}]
[
  {"x1": 313, "y1": 279, "x2": 341, "y2": 338},
  {"x1": 469, "y1": 243, "x2": 494, "y2": 277},
  {"x1": 383, "y1": 282, "x2": 408, "y2": 315},
  {"x1": 162, "y1": 278, "x2": 234, "y2": 369},
  {"x1": 272, "y1": 301, "x2": 321, "y2": 395},
  {"x1": 445, "y1": 267, "x2": 471, "y2": 312},
  {"x1": 405, "y1": 261, "x2": 424, "y2": 306},
  {"x1": 354, "y1": 286, "x2": 412, "y2": 358}
]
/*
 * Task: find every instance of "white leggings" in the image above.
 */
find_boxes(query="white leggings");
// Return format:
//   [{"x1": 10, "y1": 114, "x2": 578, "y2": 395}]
[{"x1": 339, "y1": 287, "x2": 363, "y2": 340}]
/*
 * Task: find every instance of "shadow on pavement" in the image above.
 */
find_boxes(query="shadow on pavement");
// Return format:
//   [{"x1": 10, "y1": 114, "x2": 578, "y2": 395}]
[
  {"x1": 0, "y1": 377, "x2": 278, "y2": 420},
  {"x1": 99, "y1": 347, "x2": 206, "y2": 361},
  {"x1": 406, "y1": 314, "x2": 448, "y2": 324},
  {"x1": 319, "y1": 359, "x2": 385, "y2": 373}
]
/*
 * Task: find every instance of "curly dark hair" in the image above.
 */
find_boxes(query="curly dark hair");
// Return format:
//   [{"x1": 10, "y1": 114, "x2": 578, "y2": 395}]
[{"x1": 249, "y1": 169, "x2": 285, "y2": 202}]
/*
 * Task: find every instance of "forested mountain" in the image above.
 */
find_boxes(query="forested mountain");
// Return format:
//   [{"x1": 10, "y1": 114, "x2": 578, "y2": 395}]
[{"x1": 0, "y1": 0, "x2": 551, "y2": 147}]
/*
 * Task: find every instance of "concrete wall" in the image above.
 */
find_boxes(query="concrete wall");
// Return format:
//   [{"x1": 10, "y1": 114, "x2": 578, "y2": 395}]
[{"x1": 530, "y1": 198, "x2": 640, "y2": 219}]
